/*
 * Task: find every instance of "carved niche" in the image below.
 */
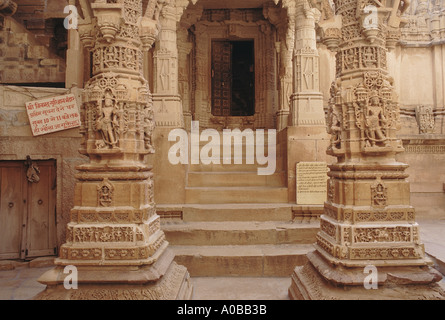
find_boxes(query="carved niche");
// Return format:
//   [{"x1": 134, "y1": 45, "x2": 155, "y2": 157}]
[
  {"x1": 98, "y1": 178, "x2": 114, "y2": 207},
  {"x1": 371, "y1": 178, "x2": 388, "y2": 208}
]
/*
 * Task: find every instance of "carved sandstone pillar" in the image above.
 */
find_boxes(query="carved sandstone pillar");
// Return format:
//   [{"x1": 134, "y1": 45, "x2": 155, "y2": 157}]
[
  {"x1": 290, "y1": 0, "x2": 325, "y2": 127},
  {"x1": 264, "y1": 2, "x2": 295, "y2": 131},
  {"x1": 177, "y1": 31, "x2": 192, "y2": 131},
  {"x1": 177, "y1": 3, "x2": 203, "y2": 131},
  {"x1": 35, "y1": 0, "x2": 192, "y2": 300},
  {"x1": 289, "y1": 0, "x2": 445, "y2": 300},
  {"x1": 152, "y1": 1, "x2": 184, "y2": 128}
]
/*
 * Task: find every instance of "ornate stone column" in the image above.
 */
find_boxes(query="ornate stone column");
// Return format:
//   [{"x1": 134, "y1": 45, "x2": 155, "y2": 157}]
[
  {"x1": 279, "y1": 0, "x2": 330, "y2": 204},
  {"x1": 176, "y1": 2, "x2": 202, "y2": 131},
  {"x1": 35, "y1": 0, "x2": 192, "y2": 300},
  {"x1": 177, "y1": 4, "x2": 202, "y2": 132},
  {"x1": 264, "y1": 1, "x2": 295, "y2": 131},
  {"x1": 192, "y1": 21, "x2": 210, "y2": 128},
  {"x1": 177, "y1": 30, "x2": 193, "y2": 131},
  {"x1": 152, "y1": 1, "x2": 184, "y2": 128},
  {"x1": 289, "y1": 0, "x2": 445, "y2": 300},
  {"x1": 290, "y1": 0, "x2": 325, "y2": 127}
]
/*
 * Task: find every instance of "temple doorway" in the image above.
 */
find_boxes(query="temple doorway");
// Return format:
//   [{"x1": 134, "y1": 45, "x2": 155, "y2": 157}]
[{"x1": 211, "y1": 40, "x2": 255, "y2": 117}]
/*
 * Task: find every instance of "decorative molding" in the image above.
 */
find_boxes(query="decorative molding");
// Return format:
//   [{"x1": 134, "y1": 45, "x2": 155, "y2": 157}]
[{"x1": 404, "y1": 144, "x2": 445, "y2": 153}]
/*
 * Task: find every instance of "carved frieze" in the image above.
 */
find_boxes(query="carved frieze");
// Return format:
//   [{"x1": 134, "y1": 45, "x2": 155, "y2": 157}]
[
  {"x1": 404, "y1": 145, "x2": 445, "y2": 153},
  {"x1": 353, "y1": 226, "x2": 412, "y2": 243},
  {"x1": 350, "y1": 246, "x2": 423, "y2": 260},
  {"x1": 323, "y1": 204, "x2": 416, "y2": 223},
  {"x1": 321, "y1": 218, "x2": 337, "y2": 239},
  {"x1": 70, "y1": 206, "x2": 155, "y2": 224},
  {"x1": 336, "y1": 46, "x2": 388, "y2": 75},
  {"x1": 68, "y1": 226, "x2": 138, "y2": 243},
  {"x1": 93, "y1": 45, "x2": 140, "y2": 75}
]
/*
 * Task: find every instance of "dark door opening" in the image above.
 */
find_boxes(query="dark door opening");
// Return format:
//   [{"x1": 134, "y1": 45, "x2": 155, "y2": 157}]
[{"x1": 211, "y1": 40, "x2": 255, "y2": 117}]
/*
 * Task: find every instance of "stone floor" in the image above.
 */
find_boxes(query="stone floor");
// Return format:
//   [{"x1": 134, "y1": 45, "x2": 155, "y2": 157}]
[{"x1": 0, "y1": 219, "x2": 444, "y2": 300}]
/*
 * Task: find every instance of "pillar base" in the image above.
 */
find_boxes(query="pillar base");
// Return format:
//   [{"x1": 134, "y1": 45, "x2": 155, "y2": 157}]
[
  {"x1": 289, "y1": 250, "x2": 445, "y2": 300},
  {"x1": 33, "y1": 249, "x2": 193, "y2": 300}
]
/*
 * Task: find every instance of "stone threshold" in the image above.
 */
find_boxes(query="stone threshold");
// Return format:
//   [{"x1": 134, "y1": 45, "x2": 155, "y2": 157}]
[{"x1": 0, "y1": 256, "x2": 55, "y2": 271}]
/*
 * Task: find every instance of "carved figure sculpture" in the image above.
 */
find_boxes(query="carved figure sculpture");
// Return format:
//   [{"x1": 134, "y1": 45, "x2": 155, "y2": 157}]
[
  {"x1": 144, "y1": 107, "x2": 155, "y2": 153},
  {"x1": 96, "y1": 89, "x2": 119, "y2": 148},
  {"x1": 328, "y1": 106, "x2": 342, "y2": 150},
  {"x1": 372, "y1": 182, "x2": 387, "y2": 207},
  {"x1": 365, "y1": 94, "x2": 389, "y2": 147}
]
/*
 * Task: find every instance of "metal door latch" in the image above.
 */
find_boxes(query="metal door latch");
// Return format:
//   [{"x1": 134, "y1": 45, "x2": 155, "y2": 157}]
[{"x1": 25, "y1": 155, "x2": 40, "y2": 183}]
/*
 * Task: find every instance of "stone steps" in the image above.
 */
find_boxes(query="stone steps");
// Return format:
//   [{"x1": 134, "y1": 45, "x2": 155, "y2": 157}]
[
  {"x1": 163, "y1": 221, "x2": 319, "y2": 246},
  {"x1": 166, "y1": 135, "x2": 306, "y2": 277},
  {"x1": 188, "y1": 162, "x2": 280, "y2": 172},
  {"x1": 159, "y1": 204, "x2": 320, "y2": 277},
  {"x1": 185, "y1": 186, "x2": 289, "y2": 204},
  {"x1": 169, "y1": 244, "x2": 314, "y2": 277},
  {"x1": 158, "y1": 203, "x2": 295, "y2": 222},
  {"x1": 187, "y1": 138, "x2": 285, "y2": 173},
  {"x1": 187, "y1": 171, "x2": 287, "y2": 187}
]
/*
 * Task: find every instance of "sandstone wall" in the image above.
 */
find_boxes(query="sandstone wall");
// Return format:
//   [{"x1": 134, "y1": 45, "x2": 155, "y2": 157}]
[{"x1": 0, "y1": 16, "x2": 66, "y2": 84}]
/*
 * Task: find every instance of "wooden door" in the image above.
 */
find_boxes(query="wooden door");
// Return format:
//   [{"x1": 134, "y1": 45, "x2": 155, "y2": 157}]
[
  {"x1": 0, "y1": 163, "x2": 24, "y2": 259},
  {"x1": 25, "y1": 160, "x2": 57, "y2": 258},
  {"x1": 211, "y1": 41, "x2": 255, "y2": 117},
  {"x1": 0, "y1": 160, "x2": 57, "y2": 260},
  {"x1": 212, "y1": 41, "x2": 232, "y2": 117}
]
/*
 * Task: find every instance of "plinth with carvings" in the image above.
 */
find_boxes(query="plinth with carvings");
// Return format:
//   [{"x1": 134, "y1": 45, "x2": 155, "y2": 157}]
[
  {"x1": 289, "y1": 0, "x2": 445, "y2": 300},
  {"x1": 34, "y1": 0, "x2": 192, "y2": 300}
]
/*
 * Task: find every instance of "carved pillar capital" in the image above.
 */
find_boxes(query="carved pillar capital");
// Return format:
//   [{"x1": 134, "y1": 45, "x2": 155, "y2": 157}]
[
  {"x1": 294, "y1": 1, "x2": 320, "y2": 53},
  {"x1": 140, "y1": 17, "x2": 159, "y2": 51}
]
